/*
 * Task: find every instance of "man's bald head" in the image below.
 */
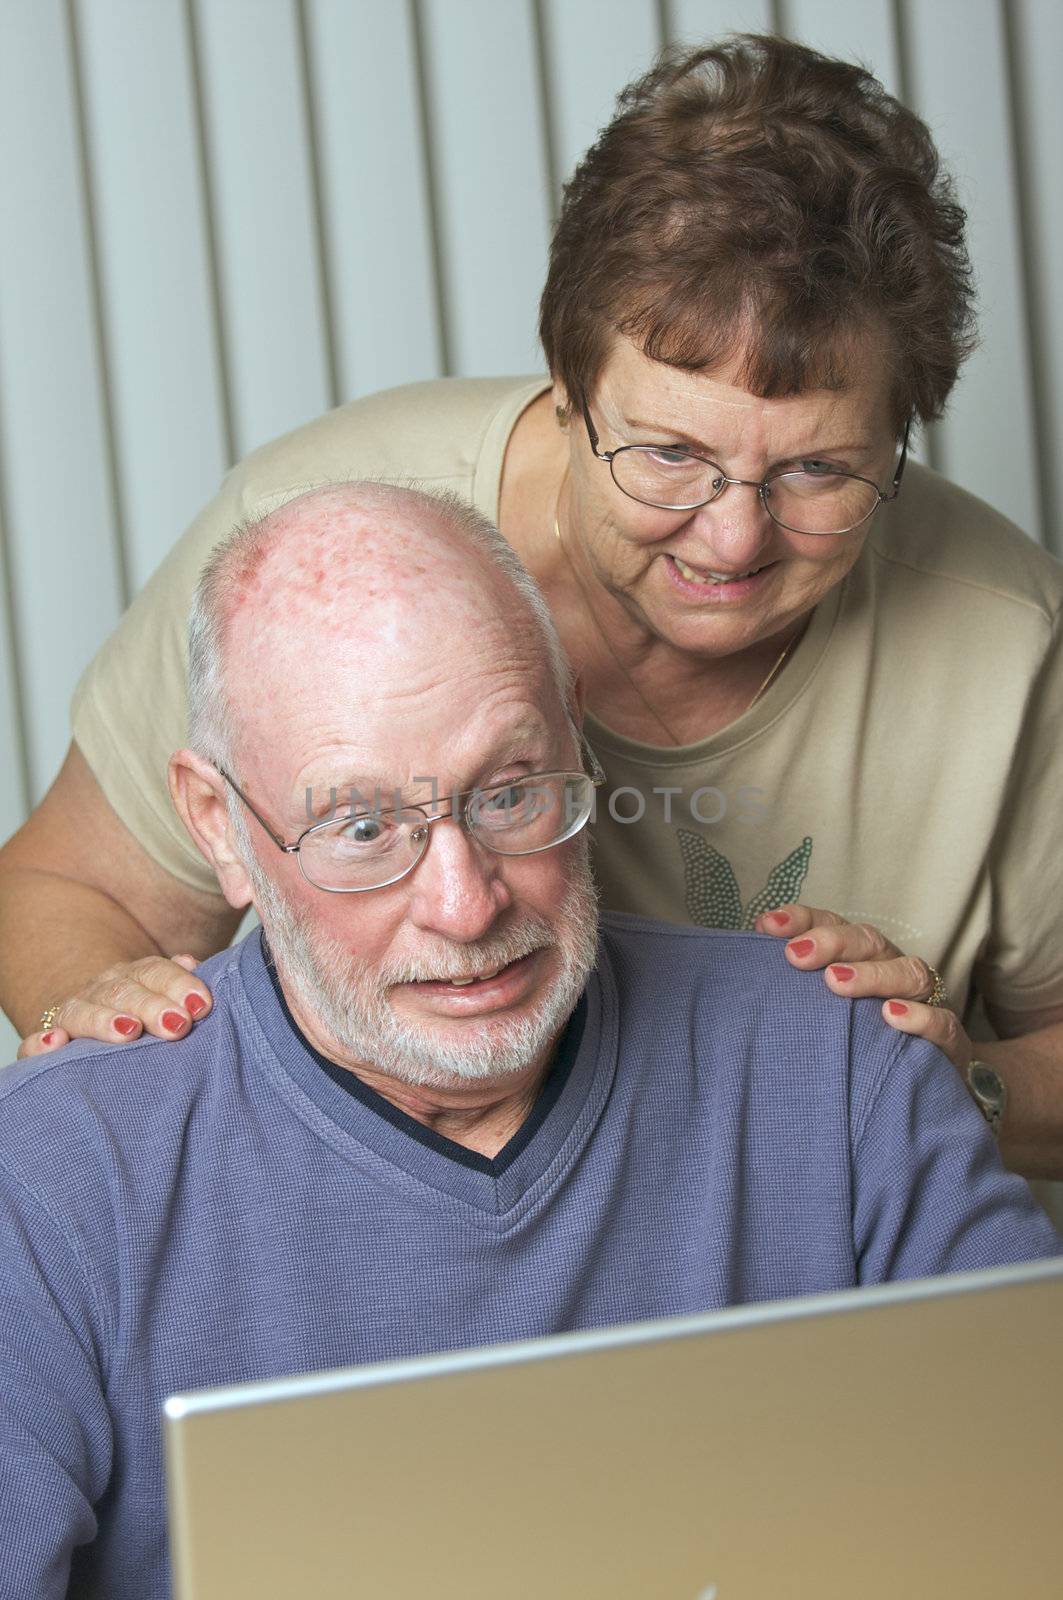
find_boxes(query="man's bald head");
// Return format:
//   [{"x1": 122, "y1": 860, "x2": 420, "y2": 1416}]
[
  {"x1": 173, "y1": 479, "x2": 599, "y2": 1095},
  {"x1": 187, "y1": 482, "x2": 572, "y2": 773}
]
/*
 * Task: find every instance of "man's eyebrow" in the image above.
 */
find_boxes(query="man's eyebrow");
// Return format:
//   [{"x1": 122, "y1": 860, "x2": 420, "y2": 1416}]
[
  {"x1": 297, "y1": 728, "x2": 553, "y2": 817},
  {"x1": 300, "y1": 779, "x2": 404, "y2": 822}
]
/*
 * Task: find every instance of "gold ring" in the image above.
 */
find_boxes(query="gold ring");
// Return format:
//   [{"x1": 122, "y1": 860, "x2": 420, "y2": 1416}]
[
  {"x1": 924, "y1": 965, "x2": 948, "y2": 1008},
  {"x1": 38, "y1": 1006, "x2": 59, "y2": 1032}
]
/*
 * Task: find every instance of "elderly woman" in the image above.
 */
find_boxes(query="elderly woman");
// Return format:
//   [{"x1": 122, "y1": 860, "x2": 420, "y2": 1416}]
[{"x1": 3, "y1": 35, "x2": 1062, "y2": 1176}]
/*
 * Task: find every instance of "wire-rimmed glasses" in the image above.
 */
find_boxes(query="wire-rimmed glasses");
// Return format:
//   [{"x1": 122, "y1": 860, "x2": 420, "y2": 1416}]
[
  {"x1": 221, "y1": 741, "x2": 606, "y2": 894},
  {"x1": 581, "y1": 402, "x2": 910, "y2": 536}
]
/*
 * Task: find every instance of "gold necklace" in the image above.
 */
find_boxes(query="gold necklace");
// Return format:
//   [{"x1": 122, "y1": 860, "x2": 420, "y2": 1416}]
[{"x1": 553, "y1": 483, "x2": 797, "y2": 747}]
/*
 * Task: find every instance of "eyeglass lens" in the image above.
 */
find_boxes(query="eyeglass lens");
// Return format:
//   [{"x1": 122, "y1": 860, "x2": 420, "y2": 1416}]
[
  {"x1": 611, "y1": 448, "x2": 880, "y2": 533},
  {"x1": 299, "y1": 774, "x2": 595, "y2": 891}
]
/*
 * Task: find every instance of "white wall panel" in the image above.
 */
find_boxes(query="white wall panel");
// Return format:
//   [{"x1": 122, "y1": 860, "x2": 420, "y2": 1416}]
[
  {"x1": 73, "y1": 0, "x2": 228, "y2": 591},
  {"x1": 304, "y1": 0, "x2": 442, "y2": 401},
  {"x1": 903, "y1": 0, "x2": 1043, "y2": 543},
  {"x1": 782, "y1": 0, "x2": 900, "y2": 96},
  {"x1": 0, "y1": 503, "x2": 26, "y2": 844},
  {"x1": 541, "y1": 0, "x2": 663, "y2": 191},
  {"x1": 665, "y1": 0, "x2": 777, "y2": 44},
  {"x1": 191, "y1": 0, "x2": 333, "y2": 458},
  {"x1": 0, "y1": 498, "x2": 24, "y2": 1058},
  {"x1": 0, "y1": 0, "x2": 124, "y2": 800},
  {"x1": 1010, "y1": 0, "x2": 1063, "y2": 554},
  {"x1": 417, "y1": 0, "x2": 552, "y2": 375}
]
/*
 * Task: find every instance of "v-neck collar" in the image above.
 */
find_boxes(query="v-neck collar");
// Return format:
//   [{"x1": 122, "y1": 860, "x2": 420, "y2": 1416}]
[
  {"x1": 236, "y1": 931, "x2": 617, "y2": 1224},
  {"x1": 259, "y1": 937, "x2": 587, "y2": 1178}
]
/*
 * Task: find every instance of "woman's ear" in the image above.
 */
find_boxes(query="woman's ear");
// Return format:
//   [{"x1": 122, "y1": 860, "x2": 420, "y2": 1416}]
[
  {"x1": 551, "y1": 378, "x2": 571, "y2": 430},
  {"x1": 168, "y1": 751, "x2": 254, "y2": 911}
]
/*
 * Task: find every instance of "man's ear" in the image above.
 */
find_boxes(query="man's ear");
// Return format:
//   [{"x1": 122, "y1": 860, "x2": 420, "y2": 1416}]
[{"x1": 168, "y1": 751, "x2": 253, "y2": 912}]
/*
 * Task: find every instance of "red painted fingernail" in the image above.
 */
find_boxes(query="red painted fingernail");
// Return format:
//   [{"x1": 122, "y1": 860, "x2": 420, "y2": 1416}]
[
  {"x1": 113, "y1": 1016, "x2": 139, "y2": 1037},
  {"x1": 788, "y1": 939, "x2": 814, "y2": 957},
  {"x1": 830, "y1": 965, "x2": 855, "y2": 982},
  {"x1": 887, "y1": 1001, "x2": 909, "y2": 1017},
  {"x1": 41, "y1": 1031, "x2": 56, "y2": 1046},
  {"x1": 185, "y1": 994, "x2": 207, "y2": 1018},
  {"x1": 161, "y1": 1011, "x2": 187, "y2": 1034},
  {"x1": 767, "y1": 911, "x2": 790, "y2": 926}
]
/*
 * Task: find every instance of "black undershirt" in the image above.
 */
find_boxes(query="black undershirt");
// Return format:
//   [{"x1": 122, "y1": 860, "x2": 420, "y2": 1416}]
[{"x1": 261, "y1": 933, "x2": 585, "y2": 1177}]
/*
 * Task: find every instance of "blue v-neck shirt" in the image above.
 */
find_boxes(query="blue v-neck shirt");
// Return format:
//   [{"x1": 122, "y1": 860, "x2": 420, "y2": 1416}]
[{"x1": 1, "y1": 915, "x2": 1057, "y2": 1595}]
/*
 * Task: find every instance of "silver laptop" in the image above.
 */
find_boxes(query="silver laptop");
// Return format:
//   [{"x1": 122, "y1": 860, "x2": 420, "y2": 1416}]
[{"x1": 165, "y1": 1259, "x2": 1063, "y2": 1599}]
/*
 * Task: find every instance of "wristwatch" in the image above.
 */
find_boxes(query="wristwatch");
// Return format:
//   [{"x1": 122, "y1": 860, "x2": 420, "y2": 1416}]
[{"x1": 966, "y1": 1060, "x2": 1007, "y2": 1138}]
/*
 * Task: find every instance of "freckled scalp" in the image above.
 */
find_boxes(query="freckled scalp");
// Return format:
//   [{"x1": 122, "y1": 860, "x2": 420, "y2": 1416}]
[
  {"x1": 220, "y1": 486, "x2": 533, "y2": 666},
  {"x1": 188, "y1": 481, "x2": 572, "y2": 771}
]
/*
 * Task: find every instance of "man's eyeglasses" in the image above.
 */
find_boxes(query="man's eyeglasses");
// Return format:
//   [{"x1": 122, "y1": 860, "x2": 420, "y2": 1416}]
[
  {"x1": 220, "y1": 740, "x2": 606, "y2": 894},
  {"x1": 581, "y1": 402, "x2": 910, "y2": 536}
]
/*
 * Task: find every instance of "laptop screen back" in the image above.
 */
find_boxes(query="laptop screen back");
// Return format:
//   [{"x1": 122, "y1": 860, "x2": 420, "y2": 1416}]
[{"x1": 165, "y1": 1260, "x2": 1063, "y2": 1600}]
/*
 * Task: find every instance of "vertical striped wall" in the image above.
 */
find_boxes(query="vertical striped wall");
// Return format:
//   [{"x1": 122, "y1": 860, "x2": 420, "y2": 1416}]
[
  {"x1": 0, "y1": 0, "x2": 1060, "y2": 1092},
  {"x1": 2, "y1": 0, "x2": 1061, "y2": 837}
]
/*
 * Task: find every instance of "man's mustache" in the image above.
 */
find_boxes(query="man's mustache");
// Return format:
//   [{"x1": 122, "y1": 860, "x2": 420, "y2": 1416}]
[{"x1": 370, "y1": 921, "x2": 554, "y2": 988}]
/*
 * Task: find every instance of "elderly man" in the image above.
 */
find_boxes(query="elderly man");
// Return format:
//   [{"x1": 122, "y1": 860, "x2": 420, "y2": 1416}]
[{"x1": 0, "y1": 484, "x2": 1056, "y2": 1596}]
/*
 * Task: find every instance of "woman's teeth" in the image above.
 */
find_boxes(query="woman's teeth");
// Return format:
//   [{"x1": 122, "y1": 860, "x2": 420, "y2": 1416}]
[{"x1": 673, "y1": 556, "x2": 762, "y2": 584}]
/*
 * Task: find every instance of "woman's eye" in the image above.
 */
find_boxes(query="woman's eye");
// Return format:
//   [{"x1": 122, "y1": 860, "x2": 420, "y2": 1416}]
[
  {"x1": 645, "y1": 446, "x2": 695, "y2": 468},
  {"x1": 799, "y1": 459, "x2": 839, "y2": 476}
]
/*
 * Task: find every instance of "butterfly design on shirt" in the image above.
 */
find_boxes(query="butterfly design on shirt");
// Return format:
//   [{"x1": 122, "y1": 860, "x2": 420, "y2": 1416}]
[{"x1": 677, "y1": 832, "x2": 814, "y2": 931}]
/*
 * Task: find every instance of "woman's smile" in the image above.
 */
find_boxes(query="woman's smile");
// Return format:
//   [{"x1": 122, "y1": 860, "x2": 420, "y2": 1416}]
[{"x1": 663, "y1": 552, "x2": 780, "y2": 603}]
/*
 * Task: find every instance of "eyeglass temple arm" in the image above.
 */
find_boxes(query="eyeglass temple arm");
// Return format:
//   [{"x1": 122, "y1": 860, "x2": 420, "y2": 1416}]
[
  {"x1": 220, "y1": 770, "x2": 299, "y2": 853},
  {"x1": 888, "y1": 418, "x2": 912, "y2": 497},
  {"x1": 581, "y1": 400, "x2": 610, "y2": 461},
  {"x1": 578, "y1": 732, "x2": 608, "y2": 786}
]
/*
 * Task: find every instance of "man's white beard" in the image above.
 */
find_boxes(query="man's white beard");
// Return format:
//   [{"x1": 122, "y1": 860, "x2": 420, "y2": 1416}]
[{"x1": 242, "y1": 836, "x2": 600, "y2": 1089}]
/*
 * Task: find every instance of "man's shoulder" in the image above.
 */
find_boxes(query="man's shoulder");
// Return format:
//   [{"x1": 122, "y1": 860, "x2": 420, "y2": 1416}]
[
  {"x1": 871, "y1": 463, "x2": 1063, "y2": 626},
  {"x1": 598, "y1": 911, "x2": 828, "y2": 1004},
  {"x1": 596, "y1": 912, "x2": 920, "y2": 1127},
  {"x1": 0, "y1": 945, "x2": 247, "y2": 1190}
]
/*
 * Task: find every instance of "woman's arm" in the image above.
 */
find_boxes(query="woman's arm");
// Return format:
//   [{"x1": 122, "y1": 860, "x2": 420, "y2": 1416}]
[{"x1": 0, "y1": 743, "x2": 239, "y2": 1044}]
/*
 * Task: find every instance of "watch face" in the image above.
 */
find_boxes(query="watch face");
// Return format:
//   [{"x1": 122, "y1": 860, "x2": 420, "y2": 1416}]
[{"x1": 970, "y1": 1062, "x2": 1004, "y2": 1107}]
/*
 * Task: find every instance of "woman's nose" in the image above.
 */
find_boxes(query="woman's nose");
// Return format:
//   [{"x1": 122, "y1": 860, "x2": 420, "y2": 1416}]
[{"x1": 689, "y1": 479, "x2": 776, "y2": 563}]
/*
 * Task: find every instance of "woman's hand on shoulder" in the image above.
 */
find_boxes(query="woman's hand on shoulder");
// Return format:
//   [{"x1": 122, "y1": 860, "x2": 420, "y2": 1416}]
[
  {"x1": 753, "y1": 903, "x2": 971, "y2": 1075},
  {"x1": 17, "y1": 954, "x2": 213, "y2": 1059}
]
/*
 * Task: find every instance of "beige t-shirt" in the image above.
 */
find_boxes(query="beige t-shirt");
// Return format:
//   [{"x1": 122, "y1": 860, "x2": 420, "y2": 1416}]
[{"x1": 72, "y1": 375, "x2": 1063, "y2": 1020}]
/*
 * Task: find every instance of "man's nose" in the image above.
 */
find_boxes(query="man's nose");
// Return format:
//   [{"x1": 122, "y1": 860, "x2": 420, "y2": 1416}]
[{"x1": 406, "y1": 819, "x2": 511, "y2": 942}]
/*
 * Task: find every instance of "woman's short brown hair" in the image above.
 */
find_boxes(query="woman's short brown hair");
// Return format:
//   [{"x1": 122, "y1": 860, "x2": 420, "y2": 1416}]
[{"x1": 539, "y1": 34, "x2": 976, "y2": 431}]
